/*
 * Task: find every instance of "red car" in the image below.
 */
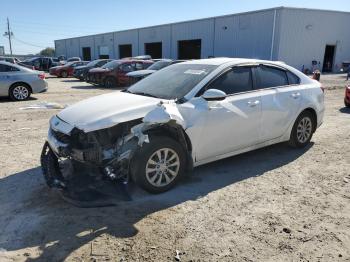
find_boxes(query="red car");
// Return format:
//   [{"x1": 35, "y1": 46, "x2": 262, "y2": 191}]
[
  {"x1": 49, "y1": 61, "x2": 89, "y2": 78},
  {"x1": 345, "y1": 85, "x2": 350, "y2": 107},
  {"x1": 87, "y1": 59, "x2": 153, "y2": 88}
]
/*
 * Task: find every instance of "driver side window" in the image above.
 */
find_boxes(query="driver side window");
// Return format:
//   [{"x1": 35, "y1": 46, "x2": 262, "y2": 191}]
[{"x1": 207, "y1": 67, "x2": 253, "y2": 95}]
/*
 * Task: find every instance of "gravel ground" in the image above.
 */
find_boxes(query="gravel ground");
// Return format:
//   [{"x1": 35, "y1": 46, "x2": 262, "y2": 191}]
[{"x1": 0, "y1": 74, "x2": 349, "y2": 262}]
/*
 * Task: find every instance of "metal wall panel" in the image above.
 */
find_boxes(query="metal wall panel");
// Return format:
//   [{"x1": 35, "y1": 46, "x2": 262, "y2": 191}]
[
  {"x1": 171, "y1": 19, "x2": 215, "y2": 58},
  {"x1": 54, "y1": 40, "x2": 66, "y2": 57},
  {"x1": 114, "y1": 30, "x2": 139, "y2": 58},
  {"x1": 93, "y1": 33, "x2": 114, "y2": 59},
  {"x1": 138, "y1": 25, "x2": 171, "y2": 58},
  {"x1": 214, "y1": 10, "x2": 276, "y2": 59},
  {"x1": 278, "y1": 8, "x2": 350, "y2": 72},
  {"x1": 65, "y1": 38, "x2": 80, "y2": 59}
]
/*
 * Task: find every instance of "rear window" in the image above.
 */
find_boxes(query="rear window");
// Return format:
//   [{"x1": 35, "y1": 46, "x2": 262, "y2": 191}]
[
  {"x1": 256, "y1": 66, "x2": 288, "y2": 89},
  {"x1": 287, "y1": 71, "x2": 301, "y2": 85},
  {"x1": 0, "y1": 64, "x2": 19, "y2": 72}
]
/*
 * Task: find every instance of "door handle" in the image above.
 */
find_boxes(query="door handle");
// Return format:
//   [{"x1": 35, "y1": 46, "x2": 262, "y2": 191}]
[
  {"x1": 247, "y1": 100, "x2": 260, "y2": 107},
  {"x1": 291, "y1": 92, "x2": 301, "y2": 99}
]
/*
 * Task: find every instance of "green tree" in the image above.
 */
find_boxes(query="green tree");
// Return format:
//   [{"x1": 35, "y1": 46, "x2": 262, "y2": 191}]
[{"x1": 39, "y1": 47, "x2": 55, "y2": 57}]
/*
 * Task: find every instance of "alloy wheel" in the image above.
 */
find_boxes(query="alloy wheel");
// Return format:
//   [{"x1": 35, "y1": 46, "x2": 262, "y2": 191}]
[
  {"x1": 12, "y1": 86, "x2": 29, "y2": 100},
  {"x1": 145, "y1": 148, "x2": 180, "y2": 187},
  {"x1": 297, "y1": 116, "x2": 312, "y2": 143}
]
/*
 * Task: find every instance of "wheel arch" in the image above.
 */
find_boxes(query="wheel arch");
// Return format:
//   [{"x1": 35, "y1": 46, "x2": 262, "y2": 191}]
[
  {"x1": 145, "y1": 123, "x2": 194, "y2": 172},
  {"x1": 9, "y1": 82, "x2": 33, "y2": 95},
  {"x1": 301, "y1": 107, "x2": 317, "y2": 133}
]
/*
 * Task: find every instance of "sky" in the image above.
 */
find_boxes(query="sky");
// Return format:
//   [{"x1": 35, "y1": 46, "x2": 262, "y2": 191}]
[{"x1": 1, "y1": 0, "x2": 349, "y2": 55}]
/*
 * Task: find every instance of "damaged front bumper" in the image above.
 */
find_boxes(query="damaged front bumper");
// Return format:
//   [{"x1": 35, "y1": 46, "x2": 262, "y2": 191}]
[
  {"x1": 41, "y1": 101, "x2": 194, "y2": 205},
  {"x1": 41, "y1": 116, "x2": 144, "y2": 206}
]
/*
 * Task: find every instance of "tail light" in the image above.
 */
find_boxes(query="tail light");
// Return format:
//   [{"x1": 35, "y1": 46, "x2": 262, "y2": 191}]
[{"x1": 38, "y1": 73, "x2": 45, "y2": 80}]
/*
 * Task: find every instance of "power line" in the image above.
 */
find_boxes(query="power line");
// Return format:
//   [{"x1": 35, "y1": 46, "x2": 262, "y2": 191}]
[
  {"x1": 12, "y1": 37, "x2": 49, "y2": 48},
  {"x1": 10, "y1": 19, "x2": 110, "y2": 30},
  {"x1": 9, "y1": 23, "x2": 102, "y2": 35}
]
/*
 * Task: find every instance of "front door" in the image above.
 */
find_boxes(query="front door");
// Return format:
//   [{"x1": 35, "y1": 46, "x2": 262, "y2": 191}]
[{"x1": 187, "y1": 66, "x2": 262, "y2": 162}]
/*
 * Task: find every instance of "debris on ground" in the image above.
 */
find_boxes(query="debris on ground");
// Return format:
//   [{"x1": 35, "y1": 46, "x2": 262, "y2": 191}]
[
  {"x1": 19, "y1": 102, "x2": 66, "y2": 110},
  {"x1": 282, "y1": 227, "x2": 292, "y2": 234},
  {"x1": 175, "y1": 250, "x2": 183, "y2": 261}
]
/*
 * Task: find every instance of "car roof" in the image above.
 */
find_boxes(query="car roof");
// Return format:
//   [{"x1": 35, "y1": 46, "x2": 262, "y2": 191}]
[
  {"x1": 181, "y1": 57, "x2": 286, "y2": 66},
  {"x1": 0, "y1": 61, "x2": 18, "y2": 66}
]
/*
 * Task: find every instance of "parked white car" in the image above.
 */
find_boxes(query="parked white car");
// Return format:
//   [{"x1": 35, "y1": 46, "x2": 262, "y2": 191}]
[
  {"x1": 41, "y1": 58, "x2": 324, "y2": 194},
  {"x1": 0, "y1": 61, "x2": 48, "y2": 101}
]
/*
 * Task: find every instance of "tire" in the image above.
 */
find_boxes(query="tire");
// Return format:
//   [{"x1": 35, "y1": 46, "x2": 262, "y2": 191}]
[
  {"x1": 289, "y1": 111, "x2": 315, "y2": 148},
  {"x1": 345, "y1": 98, "x2": 350, "y2": 108},
  {"x1": 104, "y1": 77, "x2": 116, "y2": 88},
  {"x1": 61, "y1": 71, "x2": 68, "y2": 78},
  {"x1": 9, "y1": 83, "x2": 31, "y2": 101},
  {"x1": 130, "y1": 136, "x2": 187, "y2": 194}
]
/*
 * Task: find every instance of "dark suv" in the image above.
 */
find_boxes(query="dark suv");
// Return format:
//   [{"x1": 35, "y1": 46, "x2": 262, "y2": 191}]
[
  {"x1": 87, "y1": 59, "x2": 153, "y2": 88},
  {"x1": 21, "y1": 57, "x2": 59, "y2": 71},
  {"x1": 73, "y1": 59, "x2": 112, "y2": 80}
]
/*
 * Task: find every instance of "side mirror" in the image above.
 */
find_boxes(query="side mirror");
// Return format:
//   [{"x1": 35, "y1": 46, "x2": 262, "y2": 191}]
[{"x1": 201, "y1": 89, "x2": 227, "y2": 101}]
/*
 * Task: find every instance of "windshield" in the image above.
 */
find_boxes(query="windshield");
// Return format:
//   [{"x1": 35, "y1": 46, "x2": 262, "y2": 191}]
[
  {"x1": 86, "y1": 60, "x2": 99, "y2": 67},
  {"x1": 24, "y1": 57, "x2": 38, "y2": 62},
  {"x1": 127, "y1": 63, "x2": 217, "y2": 100},
  {"x1": 147, "y1": 60, "x2": 172, "y2": 70},
  {"x1": 64, "y1": 62, "x2": 75, "y2": 67},
  {"x1": 102, "y1": 60, "x2": 120, "y2": 70}
]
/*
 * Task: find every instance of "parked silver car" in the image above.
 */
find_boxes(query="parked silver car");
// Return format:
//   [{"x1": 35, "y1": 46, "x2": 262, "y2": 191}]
[{"x1": 0, "y1": 61, "x2": 48, "y2": 101}]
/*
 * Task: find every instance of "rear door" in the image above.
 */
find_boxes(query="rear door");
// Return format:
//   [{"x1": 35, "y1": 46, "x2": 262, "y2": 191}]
[
  {"x1": 255, "y1": 64, "x2": 302, "y2": 142},
  {"x1": 0, "y1": 64, "x2": 20, "y2": 96}
]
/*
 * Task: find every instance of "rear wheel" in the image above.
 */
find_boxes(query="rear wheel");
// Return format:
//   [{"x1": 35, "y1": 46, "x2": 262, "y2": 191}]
[
  {"x1": 289, "y1": 111, "x2": 315, "y2": 148},
  {"x1": 345, "y1": 98, "x2": 350, "y2": 108},
  {"x1": 9, "y1": 83, "x2": 31, "y2": 101},
  {"x1": 61, "y1": 71, "x2": 68, "y2": 78},
  {"x1": 131, "y1": 136, "x2": 186, "y2": 193},
  {"x1": 104, "y1": 77, "x2": 116, "y2": 88}
]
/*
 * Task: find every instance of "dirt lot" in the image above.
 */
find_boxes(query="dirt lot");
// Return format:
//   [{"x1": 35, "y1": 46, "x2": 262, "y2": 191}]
[{"x1": 0, "y1": 74, "x2": 349, "y2": 262}]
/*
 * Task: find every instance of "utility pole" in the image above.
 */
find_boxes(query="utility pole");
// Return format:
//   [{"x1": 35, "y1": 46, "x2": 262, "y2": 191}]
[{"x1": 3, "y1": 17, "x2": 13, "y2": 55}]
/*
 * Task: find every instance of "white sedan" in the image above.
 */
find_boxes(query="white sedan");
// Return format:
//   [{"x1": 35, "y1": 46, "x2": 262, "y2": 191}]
[
  {"x1": 0, "y1": 61, "x2": 48, "y2": 101},
  {"x1": 42, "y1": 58, "x2": 324, "y2": 194}
]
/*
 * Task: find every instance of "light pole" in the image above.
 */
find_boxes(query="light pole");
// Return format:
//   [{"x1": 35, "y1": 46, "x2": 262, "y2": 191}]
[{"x1": 3, "y1": 18, "x2": 14, "y2": 55}]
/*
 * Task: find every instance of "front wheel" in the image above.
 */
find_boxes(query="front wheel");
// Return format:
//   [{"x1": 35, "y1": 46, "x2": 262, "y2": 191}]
[
  {"x1": 104, "y1": 77, "x2": 116, "y2": 88},
  {"x1": 289, "y1": 111, "x2": 315, "y2": 148},
  {"x1": 9, "y1": 84, "x2": 31, "y2": 101},
  {"x1": 131, "y1": 136, "x2": 186, "y2": 193}
]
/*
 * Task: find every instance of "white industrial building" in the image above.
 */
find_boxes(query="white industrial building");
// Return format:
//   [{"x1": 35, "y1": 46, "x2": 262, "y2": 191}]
[{"x1": 55, "y1": 7, "x2": 350, "y2": 73}]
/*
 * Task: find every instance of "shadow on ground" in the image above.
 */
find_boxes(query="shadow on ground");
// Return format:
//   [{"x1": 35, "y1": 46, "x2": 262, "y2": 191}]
[
  {"x1": 70, "y1": 85, "x2": 125, "y2": 91},
  {"x1": 0, "y1": 96, "x2": 38, "y2": 103},
  {"x1": 61, "y1": 79, "x2": 83, "y2": 83},
  {"x1": 339, "y1": 107, "x2": 350, "y2": 114},
  {"x1": 0, "y1": 142, "x2": 313, "y2": 261}
]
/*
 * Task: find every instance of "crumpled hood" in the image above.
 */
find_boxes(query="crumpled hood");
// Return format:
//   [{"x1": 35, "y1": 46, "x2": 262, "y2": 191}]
[
  {"x1": 57, "y1": 92, "x2": 162, "y2": 132},
  {"x1": 127, "y1": 69, "x2": 156, "y2": 78}
]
